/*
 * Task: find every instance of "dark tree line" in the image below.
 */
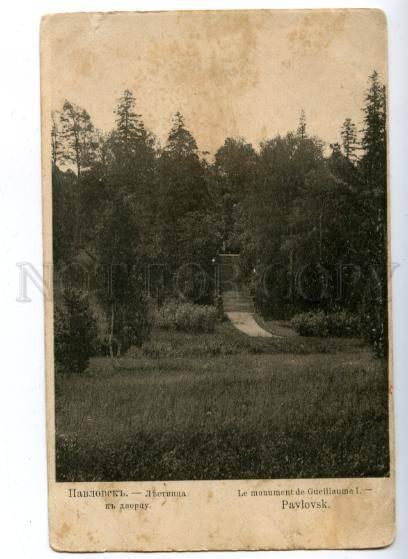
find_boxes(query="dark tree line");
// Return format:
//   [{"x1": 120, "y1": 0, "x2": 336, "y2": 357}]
[{"x1": 52, "y1": 71, "x2": 388, "y2": 360}]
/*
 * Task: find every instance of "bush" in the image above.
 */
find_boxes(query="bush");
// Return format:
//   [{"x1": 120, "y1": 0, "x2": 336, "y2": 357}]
[
  {"x1": 113, "y1": 291, "x2": 152, "y2": 352},
  {"x1": 154, "y1": 302, "x2": 217, "y2": 333},
  {"x1": 291, "y1": 310, "x2": 360, "y2": 338},
  {"x1": 326, "y1": 311, "x2": 361, "y2": 337},
  {"x1": 291, "y1": 311, "x2": 329, "y2": 337},
  {"x1": 54, "y1": 288, "x2": 98, "y2": 374}
]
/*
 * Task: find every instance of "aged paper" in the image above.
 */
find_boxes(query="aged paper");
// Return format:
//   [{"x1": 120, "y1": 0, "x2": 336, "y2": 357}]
[{"x1": 41, "y1": 9, "x2": 394, "y2": 551}]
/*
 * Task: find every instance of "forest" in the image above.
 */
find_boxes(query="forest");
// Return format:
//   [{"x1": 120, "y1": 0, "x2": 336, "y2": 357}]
[
  {"x1": 53, "y1": 70, "x2": 390, "y2": 481},
  {"x1": 52, "y1": 70, "x2": 387, "y2": 368}
]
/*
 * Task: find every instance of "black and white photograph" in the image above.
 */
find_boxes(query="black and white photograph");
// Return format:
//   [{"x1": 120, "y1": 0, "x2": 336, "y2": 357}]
[
  {"x1": 3, "y1": 0, "x2": 408, "y2": 554},
  {"x1": 46, "y1": 10, "x2": 391, "y2": 484}
]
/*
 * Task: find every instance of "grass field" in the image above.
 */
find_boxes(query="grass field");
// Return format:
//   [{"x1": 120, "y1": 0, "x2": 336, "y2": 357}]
[{"x1": 55, "y1": 322, "x2": 390, "y2": 481}]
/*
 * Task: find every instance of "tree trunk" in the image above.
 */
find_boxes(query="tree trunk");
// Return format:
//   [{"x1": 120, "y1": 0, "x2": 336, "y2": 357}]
[{"x1": 108, "y1": 303, "x2": 115, "y2": 361}]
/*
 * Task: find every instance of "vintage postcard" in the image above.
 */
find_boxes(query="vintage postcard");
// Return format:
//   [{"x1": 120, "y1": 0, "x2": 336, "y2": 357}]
[{"x1": 41, "y1": 9, "x2": 394, "y2": 551}]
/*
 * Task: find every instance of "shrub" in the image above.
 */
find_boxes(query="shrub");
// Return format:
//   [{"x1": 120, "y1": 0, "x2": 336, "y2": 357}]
[
  {"x1": 291, "y1": 310, "x2": 360, "y2": 338},
  {"x1": 54, "y1": 288, "x2": 98, "y2": 374},
  {"x1": 326, "y1": 311, "x2": 360, "y2": 337},
  {"x1": 291, "y1": 311, "x2": 329, "y2": 337},
  {"x1": 113, "y1": 290, "x2": 152, "y2": 352},
  {"x1": 154, "y1": 302, "x2": 217, "y2": 333},
  {"x1": 141, "y1": 341, "x2": 174, "y2": 358}
]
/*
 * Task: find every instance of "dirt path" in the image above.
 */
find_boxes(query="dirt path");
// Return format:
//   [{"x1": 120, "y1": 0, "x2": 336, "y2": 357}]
[{"x1": 226, "y1": 311, "x2": 278, "y2": 338}]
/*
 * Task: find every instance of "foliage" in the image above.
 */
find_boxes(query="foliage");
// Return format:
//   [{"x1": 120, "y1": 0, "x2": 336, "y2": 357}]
[
  {"x1": 291, "y1": 310, "x2": 360, "y2": 338},
  {"x1": 297, "y1": 109, "x2": 307, "y2": 139},
  {"x1": 158, "y1": 112, "x2": 212, "y2": 272},
  {"x1": 154, "y1": 301, "x2": 218, "y2": 333},
  {"x1": 51, "y1": 75, "x2": 390, "y2": 484},
  {"x1": 111, "y1": 270, "x2": 152, "y2": 353},
  {"x1": 165, "y1": 111, "x2": 199, "y2": 158},
  {"x1": 52, "y1": 167, "x2": 77, "y2": 264},
  {"x1": 326, "y1": 311, "x2": 361, "y2": 338},
  {"x1": 357, "y1": 71, "x2": 388, "y2": 357},
  {"x1": 51, "y1": 73, "x2": 388, "y2": 357},
  {"x1": 54, "y1": 288, "x2": 98, "y2": 374},
  {"x1": 57, "y1": 100, "x2": 98, "y2": 178},
  {"x1": 212, "y1": 137, "x2": 257, "y2": 251},
  {"x1": 359, "y1": 271, "x2": 388, "y2": 358},
  {"x1": 114, "y1": 89, "x2": 146, "y2": 154},
  {"x1": 97, "y1": 209, "x2": 152, "y2": 354},
  {"x1": 341, "y1": 117, "x2": 358, "y2": 160},
  {"x1": 291, "y1": 311, "x2": 329, "y2": 337}
]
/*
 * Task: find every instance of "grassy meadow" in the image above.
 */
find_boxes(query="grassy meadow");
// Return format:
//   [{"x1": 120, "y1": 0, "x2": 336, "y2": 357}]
[{"x1": 56, "y1": 322, "x2": 389, "y2": 481}]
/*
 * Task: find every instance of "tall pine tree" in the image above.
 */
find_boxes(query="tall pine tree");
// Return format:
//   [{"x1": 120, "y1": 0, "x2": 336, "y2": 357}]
[
  {"x1": 341, "y1": 117, "x2": 358, "y2": 160},
  {"x1": 59, "y1": 100, "x2": 97, "y2": 179},
  {"x1": 358, "y1": 71, "x2": 388, "y2": 356},
  {"x1": 114, "y1": 89, "x2": 147, "y2": 159},
  {"x1": 110, "y1": 89, "x2": 158, "y2": 257},
  {"x1": 297, "y1": 109, "x2": 307, "y2": 140},
  {"x1": 159, "y1": 112, "x2": 211, "y2": 273}
]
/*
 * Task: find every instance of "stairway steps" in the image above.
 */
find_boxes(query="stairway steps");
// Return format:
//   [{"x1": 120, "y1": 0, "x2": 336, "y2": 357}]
[
  {"x1": 222, "y1": 295, "x2": 253, "y2": 301},
  {"x1": 223, "y1": 298, "x2": 253, "y2": 303},
  {"x1": 223, "y1": 297, "x2": 255, "y2": 312},
  {"x1": 218, "y1": 254, "x2": 255, "y2": 312}
]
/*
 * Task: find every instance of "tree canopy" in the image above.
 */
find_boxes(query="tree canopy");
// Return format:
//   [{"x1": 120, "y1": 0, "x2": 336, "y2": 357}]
[{"x1": 52, "y1": 73, "x2": 388, "y2": 355}]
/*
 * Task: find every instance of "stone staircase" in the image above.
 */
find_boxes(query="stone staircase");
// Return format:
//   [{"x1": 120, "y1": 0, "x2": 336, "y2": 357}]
[
  {"x1": 217, "y1": 254, "x2": 255, "y2": 313},
  {"x1": 222, "y1": 289, "x2": 255, "y2": 313}
]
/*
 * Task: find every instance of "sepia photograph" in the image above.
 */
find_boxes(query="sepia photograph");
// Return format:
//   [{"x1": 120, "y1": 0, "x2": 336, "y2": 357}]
[{"x1": 44, "y1": 9, "x2": 390, "y2": 485}]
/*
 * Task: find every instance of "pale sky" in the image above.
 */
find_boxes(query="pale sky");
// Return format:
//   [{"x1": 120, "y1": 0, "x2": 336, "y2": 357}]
[{"x1": 42, "y1": 9, "x2": 387, "y2": 154}]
